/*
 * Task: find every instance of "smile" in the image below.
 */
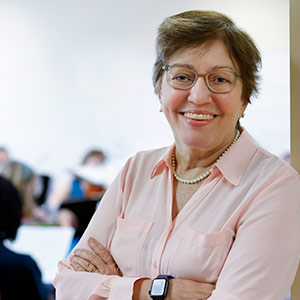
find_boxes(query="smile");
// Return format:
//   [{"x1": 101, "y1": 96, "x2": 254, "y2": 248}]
[{"x1": 183, "y1": 112, "x2": 214, "y2": 120}]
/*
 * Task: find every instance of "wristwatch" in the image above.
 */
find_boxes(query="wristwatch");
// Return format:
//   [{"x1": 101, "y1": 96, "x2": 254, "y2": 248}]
[{"x1": 149, "y1": 275, "x2": 174, "y2": 300}]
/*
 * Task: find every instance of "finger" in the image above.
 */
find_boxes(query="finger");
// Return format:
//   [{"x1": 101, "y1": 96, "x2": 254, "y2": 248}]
[
  {"x1": 72, "y1": 254, "x2": 117, "y2": 275},
  {"x1": 70, "y1": 255, "x2": 99, "y2": 273},
  {"x1": 70, "y1": 258, "x2": 92, "y2": 272},
  {"x1": 88, "y1": 238, "x2": 116, "y2": 265},
  {"x1": 70, "y1": 257, "x2": 90, "y2": 272},
  {"x1": 87, "y1": 238, "x2": 122, "y2": 276},
  {"x1": 74, "y1": 248, "x2": 107, "y2": 273},
  {"x1": 74, "y1": 248, "x2": 103, "y2": 263}
]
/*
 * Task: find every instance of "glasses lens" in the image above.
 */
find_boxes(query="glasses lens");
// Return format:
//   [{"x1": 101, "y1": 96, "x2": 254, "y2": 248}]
[
  {"x1": 167, "y1": 66, "x2": 196, "y2": 89},
  {"x1": 207, "y1": 71, "x2": 236, "y2": 93}
]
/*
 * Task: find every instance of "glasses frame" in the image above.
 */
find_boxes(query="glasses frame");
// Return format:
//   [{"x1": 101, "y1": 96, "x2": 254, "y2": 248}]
[{"x1": 162, "y1": 64, "x2": 241, "y2": 94}]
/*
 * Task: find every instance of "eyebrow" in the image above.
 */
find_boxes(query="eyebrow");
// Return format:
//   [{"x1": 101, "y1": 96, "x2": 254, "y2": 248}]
[{"x1": 171, "y1": 63, "x2": 237, "y2": 72}]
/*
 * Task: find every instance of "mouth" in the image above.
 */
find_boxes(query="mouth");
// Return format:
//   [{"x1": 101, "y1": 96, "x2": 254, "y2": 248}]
[{"x1": 183, "y1": 112, "x2": 215, "y2": 121}]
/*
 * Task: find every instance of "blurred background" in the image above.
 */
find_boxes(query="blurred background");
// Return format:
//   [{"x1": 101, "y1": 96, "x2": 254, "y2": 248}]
[
  {"x1": 0, "y1": 0, "x2": 290, "y2": 188},
  {"x1": 0, "y1": 0, "x2": 290, "y2": 291}
]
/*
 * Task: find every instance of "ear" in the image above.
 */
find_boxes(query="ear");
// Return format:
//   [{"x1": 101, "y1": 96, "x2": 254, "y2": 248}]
[
  {"x1": 158, "y1": 85, "x2": 162, "y2": 101},
  {"x1": 158, "y1": 98, "x2": 163, "y2": 112},
  {"x1": 158, "y1": 86, "x2": 163, "y2": 105},
  {"x1": 239, "y1": 100, "x2": 248, "y2": 118},
  {"x1": 241, "y1": 99, "x2": 248, "y2": 113}
]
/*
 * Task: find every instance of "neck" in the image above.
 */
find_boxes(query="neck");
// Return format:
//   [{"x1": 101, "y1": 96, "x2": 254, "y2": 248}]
[
  {"x1": 172, "y1": 129, "x2": 240, "y2": 184},
  {"x1": 176, "y1": 130, "x2": 240, "y2": 169}
]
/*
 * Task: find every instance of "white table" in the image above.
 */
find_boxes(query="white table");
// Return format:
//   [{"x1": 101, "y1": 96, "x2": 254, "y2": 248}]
[{"x1": 5, "y1": 225, "x2": 74, "y2": 284}]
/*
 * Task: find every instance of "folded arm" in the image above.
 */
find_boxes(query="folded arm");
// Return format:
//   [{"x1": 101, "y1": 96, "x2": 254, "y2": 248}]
[{"x1": 71, "y1": 237, "x2": 215, "y2": 300}]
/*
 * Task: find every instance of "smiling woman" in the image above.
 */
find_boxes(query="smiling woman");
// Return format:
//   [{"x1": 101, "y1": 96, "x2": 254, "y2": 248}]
[
  {"x1": 53, "y1": 10, "x2": 300, "y2": 300},
  {"x1": 158, "y1": 40, "x2": 247, "y2": 158}
]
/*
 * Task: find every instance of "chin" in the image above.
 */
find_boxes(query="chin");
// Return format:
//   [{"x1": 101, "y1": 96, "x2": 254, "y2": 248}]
[{"x1": 177, "y1": 135, "x2": 211, "y2": 150}]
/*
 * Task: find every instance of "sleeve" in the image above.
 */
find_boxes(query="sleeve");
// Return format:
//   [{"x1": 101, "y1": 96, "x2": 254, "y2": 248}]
[
  {"x1": 53, "y1": 158, "x2": 148, "y2": 300},
  {"x1": 208, "y1": 172, "x2": 300, "y2": 300}
]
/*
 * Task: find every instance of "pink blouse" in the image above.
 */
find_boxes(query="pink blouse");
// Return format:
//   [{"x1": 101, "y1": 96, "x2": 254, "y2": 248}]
[{"x1": 54, "y1": 129, "x2": 300, "y2": 300}]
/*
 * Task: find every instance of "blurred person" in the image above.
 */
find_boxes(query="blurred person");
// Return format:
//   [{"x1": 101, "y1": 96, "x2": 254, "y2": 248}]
[
  {"x1": 1, "y1": 160, "x2": 48, "y2": 223},
  {"x1": 47, "y1": 149, "x2": 108, "y2": 251},
  {"x1": 82, "y1": 149, "x2": 106, "y2": 165},
  {"x1": 54, "y1": 10, "x2": 300, "y2": 300},
  {"x1": 67, "y1": 149, "x2": 107, "y2": 201},
  {"x1": 48, "y1": 148, "x2": 107, "y2": 213},
  {"x1": 0, "y1": 176, "x2": 49, "y2": 300}
]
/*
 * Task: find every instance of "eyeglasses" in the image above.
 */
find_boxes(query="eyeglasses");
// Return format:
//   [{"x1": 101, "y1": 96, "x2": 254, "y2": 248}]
[{"x1": 162, "y1": 64, "x2": 241, "y2": 94}]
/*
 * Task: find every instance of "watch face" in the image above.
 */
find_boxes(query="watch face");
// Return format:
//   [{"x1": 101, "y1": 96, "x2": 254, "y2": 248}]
[{"x1": 151, "y1": 279, "x2": 167, "y2": 296}]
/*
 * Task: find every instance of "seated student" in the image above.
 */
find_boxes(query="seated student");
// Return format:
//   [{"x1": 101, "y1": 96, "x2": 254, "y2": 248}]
[
  {"x1": 49, "y1": 149, "x2": 108, "y2": 233},
  {"x1": 0, "y1": 176, "x2": 49, "y2": 300},
  {"x1": 0, "y1": 160, "x2": 49, "y2": 224},
  {"x1": 47, "y1": 148, "x2": 107, "y2": 212}
]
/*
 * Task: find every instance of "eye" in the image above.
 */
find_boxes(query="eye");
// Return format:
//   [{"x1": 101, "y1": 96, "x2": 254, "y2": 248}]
[
  {"x1": 215, "y1": 76, "x2": 228, "y2": 83},
  {"x1": 208, "y1": 72, "x2": 233, "y2": 85},
  {"x1": 173, "y1": 74, "x2": 193, "y2": 82},
  {"x1": 169, "y1": 67, "x2": 195, "y2": 83},
  {"x1": 166, "y1": 66, "x2": 196, "y2": 89}
]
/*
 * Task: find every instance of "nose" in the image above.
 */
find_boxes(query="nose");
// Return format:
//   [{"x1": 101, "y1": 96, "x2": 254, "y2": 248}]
[{"x1": 187, "y1": 77, "x2": 212, "y2": 105}]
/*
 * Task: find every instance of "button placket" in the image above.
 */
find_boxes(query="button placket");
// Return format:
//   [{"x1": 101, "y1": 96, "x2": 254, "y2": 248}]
[
  {"x1": 151, "y1": 222, "x2": 174, "y2": 277},
  {"x1": 151, "y1": 164, "x2": 177, "y2": 277}
]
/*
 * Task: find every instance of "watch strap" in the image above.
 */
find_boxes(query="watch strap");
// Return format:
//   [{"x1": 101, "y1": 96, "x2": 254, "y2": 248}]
[{"x1": 156, "y1": 275, "x2": 174, "y2": 280}]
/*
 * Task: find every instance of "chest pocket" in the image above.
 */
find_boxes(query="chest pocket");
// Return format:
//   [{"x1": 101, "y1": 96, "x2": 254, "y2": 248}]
[
  {"x1": 110, "y1": 216, "x2": 153, "y2": 276},
  {"x1": 167, "y1": 227, "x2": 234, "y2": 283}
]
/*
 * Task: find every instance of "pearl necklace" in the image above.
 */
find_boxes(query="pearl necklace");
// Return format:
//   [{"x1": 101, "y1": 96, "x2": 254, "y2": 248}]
[{"x1": 172, "y1": 129, "x2": 240, "y2": 184}]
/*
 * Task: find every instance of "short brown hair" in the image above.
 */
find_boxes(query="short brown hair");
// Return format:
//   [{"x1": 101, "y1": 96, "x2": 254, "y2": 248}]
[{"x1": 153, "y1": 10, "x2": 261, "y2": 103}]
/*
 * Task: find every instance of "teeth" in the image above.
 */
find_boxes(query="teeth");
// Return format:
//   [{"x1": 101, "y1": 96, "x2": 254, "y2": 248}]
[{"x1": 184, "y1": 112, "x2": 214, "y2": 120}]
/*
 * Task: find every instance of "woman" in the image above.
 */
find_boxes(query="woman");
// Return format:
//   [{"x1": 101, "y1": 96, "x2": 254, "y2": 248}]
[
  {"x1": 47, "y1": 148, "x2": 107, "y2": 218},
  {"x1": 54, "y1": 11, "x2": 300, "y2": 300},
  {"x1": 1, "y1": 160, "x2": 37, "y2": 221},
  {"x1": 0, "y1": 160, "x2": 49, "y2": 223}
]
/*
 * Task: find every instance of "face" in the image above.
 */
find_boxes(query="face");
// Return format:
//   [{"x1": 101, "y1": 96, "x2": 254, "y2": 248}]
[
  {"x1": 159, "y1": 40, "x2": 247, "y2": 154},
  {"x1": 0, "y1": 149, "x2": 9, "y2": 164},
  {"x1": 85, "y1": 154, "x2": 104, "y2": 165}
]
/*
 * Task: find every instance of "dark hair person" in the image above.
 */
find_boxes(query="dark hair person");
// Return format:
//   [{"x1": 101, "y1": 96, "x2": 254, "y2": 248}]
[
  {"x1": 0, "y1": 176, "x2": 48, "y2": 300},
  {"x1": 54, "y1": 11, "x2": 300, "y2": 300}
]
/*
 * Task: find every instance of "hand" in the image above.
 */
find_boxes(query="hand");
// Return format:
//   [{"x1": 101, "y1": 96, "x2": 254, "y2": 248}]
[
  {"x1": 70, "y1": 237, "x2": 122, "y2": 276},
  {"x1": 58, "y1": 208, "x2": 78, "y2": 227},
  {"x1": 133, "y1": 278, "x2": 215, "y2": 300}
]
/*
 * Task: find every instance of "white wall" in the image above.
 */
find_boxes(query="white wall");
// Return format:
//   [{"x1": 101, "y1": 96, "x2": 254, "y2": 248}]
[{"x1": 0, "y1": 0, "x2": 290, "y2": 188}]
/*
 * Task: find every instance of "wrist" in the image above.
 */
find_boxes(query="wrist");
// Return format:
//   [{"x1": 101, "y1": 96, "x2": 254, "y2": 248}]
[
  {"x1": 149, "y1": 275, "x2": 174, "y2": 300},
  {"x1": 133, "y1": 278, "x2": 152, "y2": 300}
]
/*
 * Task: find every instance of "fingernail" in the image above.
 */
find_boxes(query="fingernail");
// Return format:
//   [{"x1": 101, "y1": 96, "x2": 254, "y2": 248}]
[{"x1": 88, "y1": 237, "x2": 95, "y2": 244}]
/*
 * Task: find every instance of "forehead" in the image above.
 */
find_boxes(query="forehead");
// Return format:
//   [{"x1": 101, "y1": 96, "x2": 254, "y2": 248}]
[{"x1": 168, "y1": 40, "x2": 238, "y2": 71}]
